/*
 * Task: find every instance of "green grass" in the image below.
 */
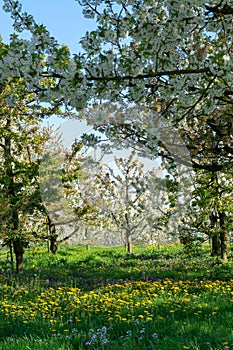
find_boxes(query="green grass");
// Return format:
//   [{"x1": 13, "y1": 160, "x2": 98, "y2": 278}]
[{"x1": 0, "y1": 243, "x2": 232, "y2": 349}]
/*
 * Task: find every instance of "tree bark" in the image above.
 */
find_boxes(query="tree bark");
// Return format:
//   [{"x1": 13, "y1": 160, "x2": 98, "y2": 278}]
[
  {"x1": 210, "y1": 211, "x2": 220, "y2": 256},
  {"x1": 220, "y1": 231, "x2": 228, "y2": 262},
  {"x1": 211, "y1": 235, "x2": 221, "y2": 256},
  {"x1": 50, "y1": 235, "x2": 58, "y2": 254},
  {"x1": 157, "y1": 230, "x2": 161, "y2": 250},
  {"x1": 9, "y1": 239, "x2": 14, "y2": 271},
  {"x1": 47, "y1": 215, "x2": 58, "y2": 254},
  {"x1": 11, "y1": 208, "x2": 25, "y2": 274},
  {"x1": 13, "y1": 238, "x2": 24, "y2": 274},
  {"x1": 127, "y1": 234, "x2": 133, "y2": 253},
  {"x1": 219, "y1": 212, "x2": 228, "y2": 262}
]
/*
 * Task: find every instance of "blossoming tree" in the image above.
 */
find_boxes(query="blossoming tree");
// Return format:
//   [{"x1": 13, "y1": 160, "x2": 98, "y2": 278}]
[{"x1": 1, "y1": 0, "x2": 233, "y2": 259}]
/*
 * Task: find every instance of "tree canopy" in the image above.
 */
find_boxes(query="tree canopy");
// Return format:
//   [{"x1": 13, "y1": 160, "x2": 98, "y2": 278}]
[{"x1": 0, "y1": 0, "x2": 233, "y2": 263}]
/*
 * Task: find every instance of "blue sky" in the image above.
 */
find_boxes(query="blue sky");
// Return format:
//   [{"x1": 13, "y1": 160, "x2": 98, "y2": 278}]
[{"x1": 0, "y1": 0, "x2": 96, "y2": 52}]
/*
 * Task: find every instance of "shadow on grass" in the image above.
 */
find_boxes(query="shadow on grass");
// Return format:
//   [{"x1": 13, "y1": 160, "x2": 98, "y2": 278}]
[{"x1": 0, "y1": 245, "x2": 231, "y2": 292}]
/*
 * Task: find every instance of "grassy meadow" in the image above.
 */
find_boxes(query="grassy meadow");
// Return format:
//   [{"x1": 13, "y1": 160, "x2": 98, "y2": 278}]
[{"x1": 0, "y1": 243, "x2": 233, "y2": 349}]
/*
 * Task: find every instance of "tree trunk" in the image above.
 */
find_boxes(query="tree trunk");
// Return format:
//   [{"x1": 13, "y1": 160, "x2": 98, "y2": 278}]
[
  {"x1": 210, "y1": 211, "x2": 220, "y2": 256},
  {"x1": 47, "y1": 215, "x2": 58, "y2": 254},
  {"x1": 157, "y1": 231, "x2": 161, "y2": 250},
  {"x1": 211, "y1": 235, "x2": 221, "y2": 256},
  {"x1": 219, "y1": 212, "x2": 228, "y2": 262},
  {"x1": 50, "y1": 235, "x2": 58, "y2": 254},
  {"x1": 127, "y1": 234, "x2": 133, "y2": 253},
  {"x1": 11, "y1": 208, "x2": 25, "y2": 274},
  {"x1": 13, "y1": 238, "x2": 24, "y2": 274},
  {"x1": 220, "y1": 231, "x2": 228, "y2": 262},
  {"x1": 9, "y1": 239, "x2": 14, "y2": 271}
]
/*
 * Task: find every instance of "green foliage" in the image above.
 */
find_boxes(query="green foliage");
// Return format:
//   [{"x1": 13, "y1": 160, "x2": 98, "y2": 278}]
[
  {"x1": 179, "y1": 232, "x2": 203, "y2": 257},
  {"x1": 0, "y1": 76, "x2": 70, "y2": 272}
]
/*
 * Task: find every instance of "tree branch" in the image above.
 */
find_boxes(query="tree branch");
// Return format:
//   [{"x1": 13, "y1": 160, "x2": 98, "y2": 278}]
[{"x1": 82, "y1": 68, "x2": 211, "y2": 83}]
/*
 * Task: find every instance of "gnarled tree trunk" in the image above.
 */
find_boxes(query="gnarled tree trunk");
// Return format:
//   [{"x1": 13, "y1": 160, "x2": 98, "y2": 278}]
[{"x1": 47, "y1": 215, "x2": 58, "y2": 254}]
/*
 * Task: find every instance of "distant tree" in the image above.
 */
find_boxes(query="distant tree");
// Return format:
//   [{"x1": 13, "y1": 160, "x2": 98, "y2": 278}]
[
  {"x1": 53, "y1": 139, "x2": 111, "y2": 247},
  {"x1": 145, "y1": 170, "x2": 178, "y2": 248},
  {"x1": 92, "y1": 152, "x2": 154, "y2": 252},
  {"x1": 39, "y1": 135, "x2": 88, "y2": 253}
]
